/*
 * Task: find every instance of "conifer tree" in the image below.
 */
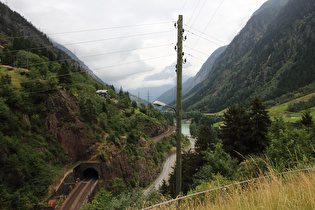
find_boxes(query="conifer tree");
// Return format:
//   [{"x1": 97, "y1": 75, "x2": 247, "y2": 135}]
[
  {"x1": 249, "y1": 97, "x2": 271, "y2": 153},
  {"x1": 220, "y1": 104, "x2": 250, "y2": 159},
  {"x1": 195, "y1": 125, "x2": 216, "y2": 154},
  {"x1": 58, "y1": 62, "x2": 72, "y2": 85},
  {"x1": 300, "y1": 110, "x2": 313, "y2": 127}
]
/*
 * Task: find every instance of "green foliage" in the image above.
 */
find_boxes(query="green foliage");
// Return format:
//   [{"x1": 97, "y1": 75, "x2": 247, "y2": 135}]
[
  {"x1": 220, "y1": 98, "x2": 271, "y2": 160},
  {"x1": 287, "y1": 96, "x2": 315, "y2": 112},
  {"x1": 80, "y1": 98, "x2": 97, "y2": 124},
  {"x1": 156, "y1": 135, "x2": 176, "y2": 155},
  {"x1": 99, "y1": 151, "x2": 107, "y2": 162},
  {"x1": 195, "y1": 125, "x2": 217, "y2": 153},
  {"x1": 192, "y1": 142, "x2": 238, "y2": 187},
  {"x1": 300, "y1": 110, "x2": 314, "y2": 127},
  {"x1": 108, "y1": 178, "x2": 128, "y2": 197},
  {"x1": 0, "y1": 133, "x2": 54, "y2": 209},
  {"x1": 188, "y1": 173, "x2": 232, "y2": 196},
  {"x1": 16, "y1": 50, "x2": 48, "y2": 78},
  {"x1": 189, "y1": 112, "x2": 221, "y2": 137},
  {"x1": 266, "y1": 117, "x2": 315, "y2": 169},
  {"x1": 220, "y1": 104, "x2": 251, "y2": 159},
  {"x1": 57, "y1": 62, "x2": 72, "y2": 86},
  {"x1": 236, "y1": 156, "x2": 269, "y2": 180}
]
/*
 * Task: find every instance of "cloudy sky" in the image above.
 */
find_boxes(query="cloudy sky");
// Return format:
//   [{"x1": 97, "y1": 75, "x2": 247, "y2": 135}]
[{"x1": 3, "y1": 0, "x2": 267, "y2": 98}]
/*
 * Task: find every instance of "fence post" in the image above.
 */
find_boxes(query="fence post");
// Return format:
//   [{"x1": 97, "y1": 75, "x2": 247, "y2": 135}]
[{"x1": 220, "y1": 187, "x2": 226, "y2": 204}]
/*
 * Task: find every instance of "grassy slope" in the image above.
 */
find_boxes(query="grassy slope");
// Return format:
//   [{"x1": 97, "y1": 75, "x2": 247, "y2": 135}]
[
  {"x1": 268, "y1": 92, "x2": 315, "y2": 122},
  {"x1": 205, "y1": 92, "x2": 315, "y2": 127},
  {"x1": 0, "y1": 65, "x2": 28, "y2": 88},
  {"x1": 186, "y1": 169, "x2": 315, "y2": 209},
  {"x1": 143, "y1": 168, "x2": 315, "y2": 209}
]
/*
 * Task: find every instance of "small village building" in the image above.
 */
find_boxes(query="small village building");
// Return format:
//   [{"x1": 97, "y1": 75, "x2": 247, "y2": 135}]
[{"x1": 96, "y1": 90, "x2": 110, "y2": 99}]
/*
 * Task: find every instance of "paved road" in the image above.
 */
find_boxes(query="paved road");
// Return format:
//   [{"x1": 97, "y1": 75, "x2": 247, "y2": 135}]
[{"x1": 144, "y1": 136, "x2": 195, "y2": 196}]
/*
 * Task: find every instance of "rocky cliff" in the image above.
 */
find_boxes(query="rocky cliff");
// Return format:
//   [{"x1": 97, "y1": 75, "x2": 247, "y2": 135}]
[
  {"x1": 46, "y1": 89, "x2": 92, "y2": 161},
  {"x1": 45, "y1": 88, "x2": 165, "y2": 187}
]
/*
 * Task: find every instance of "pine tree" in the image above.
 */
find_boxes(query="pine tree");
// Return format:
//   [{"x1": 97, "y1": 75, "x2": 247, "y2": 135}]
[
  {"x1": 249, "y1": 97, "x2": 271, "y2": 153},
  {"x1": 300, "y1": 110, "x2": 313, "y2": 127},
  {"x1": 195, "y1": 125, "x2": 216, "y2": 154},
  {"x1": 58, "y1": 62, "x2": 72, "y2": 85},
  {"x1": 220, "y1": 104, "x2": 251, "y2": 160}
]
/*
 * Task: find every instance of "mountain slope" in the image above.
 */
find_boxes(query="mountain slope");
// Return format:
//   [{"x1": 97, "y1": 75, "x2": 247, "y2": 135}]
[
  {"x1": 183, "y1": 0, "x2": 315, "y2": 112},
  {"x1": 156, "y1": 46, "x2": 227, "y2": 104},
  {"x1": 0, "y1": 2, "x2": 168, "y2": 208}
]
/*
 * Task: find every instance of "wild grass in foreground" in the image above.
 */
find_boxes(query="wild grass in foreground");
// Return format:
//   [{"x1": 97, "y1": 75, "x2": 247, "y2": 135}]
[{"x1": 143, "y1": 168, "x2": 315, "y2": 210}]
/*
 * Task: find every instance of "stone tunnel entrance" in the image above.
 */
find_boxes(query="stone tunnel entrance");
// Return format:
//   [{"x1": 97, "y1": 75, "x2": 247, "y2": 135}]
[
  {"x1": 82, "y1": 168, "x2": 99, "y2": 179},
  {"x1": 73, "y1": 162, "x2": 102, "y2": 180}
]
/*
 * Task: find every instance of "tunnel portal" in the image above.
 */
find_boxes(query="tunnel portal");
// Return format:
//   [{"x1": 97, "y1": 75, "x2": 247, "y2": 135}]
[
  {"x1": 82, "y1": 168, "x2": 99, "y2": 179},
  {"x1": 73, "y1": 162, "x2": 102, "y2": 180}
]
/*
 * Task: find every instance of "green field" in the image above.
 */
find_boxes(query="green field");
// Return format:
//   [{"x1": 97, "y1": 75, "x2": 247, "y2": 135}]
[
  {"x1": 206, "y1": 92, "x2": 315, "y2": 126},
  {"x1": 268, "y1": 92, "x2": 315, "y2": 123}
]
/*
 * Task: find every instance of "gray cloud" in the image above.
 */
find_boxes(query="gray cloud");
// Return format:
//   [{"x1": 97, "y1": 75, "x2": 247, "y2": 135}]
[{"x1": 3, "y1": 0, "x2": 267, "y2": 92}]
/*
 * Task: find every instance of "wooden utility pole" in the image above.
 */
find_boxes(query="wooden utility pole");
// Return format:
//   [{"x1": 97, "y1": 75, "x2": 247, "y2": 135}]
[{"x1": 176, "y1": 14, "x2": 183, "y2": 197}]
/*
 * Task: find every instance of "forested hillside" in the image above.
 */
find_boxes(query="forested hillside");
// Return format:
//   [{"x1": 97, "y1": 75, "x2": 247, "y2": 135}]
[
  {"x1": 0, "y1": 2, "x2": 170, "y2": 209},
  {"x1": 183, "y1": 0, "x2": 315, "y2": 112}
]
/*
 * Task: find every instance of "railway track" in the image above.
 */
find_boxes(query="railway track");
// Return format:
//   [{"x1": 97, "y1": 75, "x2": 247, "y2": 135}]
[{"x1": 61, "y1": 179, "x2": 97, "y2": 210}]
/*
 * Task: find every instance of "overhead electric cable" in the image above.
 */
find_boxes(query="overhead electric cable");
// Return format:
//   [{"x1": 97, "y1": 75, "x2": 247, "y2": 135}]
[
  {"x1": 180, "y1": 0, "x2": 188, "y2": 14},
  {"x1": 92, "y1": 54, "x2": 174, "y2": 71},
  {"x1": 185, "y1": 25, "x2": 227, "y2": 45},
  {"x1": 184, "y1": 45, "x2": 210, "y2": 56},
  {"x1": 189, "y1": 0, "x2": 225, "y2": 53},
  {"x1": 47, "y1": 21, "x2": 172, "y2": 36},
  {"x1": 187, "y1": 53, "x2": 206, "y2": 62},
  {"x1": 79, "y1": 43, "x2": 173, "y2": 59},
  {"x1": 62, "y1": 30, "x2": 174, "y2": 46},
  {"x1": 187, "y1": 0, "x2": 202, "y2": 26},
  {"x1": 190, "y1": 0, "x2": 208, "y2": 27},
  {"x1": 0, "y1": 21, "x2": 172, "y2": 40},
  {"x1": 185, "y1": 30, "x2": 223, "y2": 46}
]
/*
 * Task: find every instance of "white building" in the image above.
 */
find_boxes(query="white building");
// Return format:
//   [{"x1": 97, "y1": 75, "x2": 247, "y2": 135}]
[{"x1": 96, "y1": 90, "x2": 110, "y2": 99}]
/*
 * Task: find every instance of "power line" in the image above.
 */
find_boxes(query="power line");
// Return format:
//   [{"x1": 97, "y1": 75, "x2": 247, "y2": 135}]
[
  {"x1": 190, "y1": 0, "x2": 208, "y2": 28},
  {"x1": 187, "y1": 0, "x2": 202, "y2": 26},
  {"x1": 79, "y1": 43, "x2": 173, "y2": 59},
  {"x1": 185, "y1": 30, "x2": 223, "y2": 46},
  {"x1": 185, "y1": 25, "x2": 227, "y2": 45},
  {"x1": 92, "y1": 54, "x2": 174, "y2": 71},
  {"x1": 187, "y1": 53, "x2": 206, "y2": 62},
  {"x1": 47, "y1": 21, "x2": 172, "y2": 36},
  {"x1": 0, "y1": 21, "x2": 172, "y2": 40},
  {"x1": 180, "y1": 0, "x2": 188, "y2": 14},
  {"x1": 0, "y1": 30, "x2": 173, "y2": 48},
  {"x1": 62, "y1": 30, "x2": 174, "y2": 46},
  {"x1": 188, "y1": 0, "x2": 225, "y2": 54}
]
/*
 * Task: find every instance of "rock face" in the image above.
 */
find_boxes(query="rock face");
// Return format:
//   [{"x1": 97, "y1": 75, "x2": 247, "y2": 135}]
[
  {"x1": 46, "y1": 89, "x2": 93, "y2": 162},
  {"x1": 139, "y1": 120, "x2": 166, "y2": 137},
  {"x1": 99, "y1": 137, "x2": 161, "y2": 188}
]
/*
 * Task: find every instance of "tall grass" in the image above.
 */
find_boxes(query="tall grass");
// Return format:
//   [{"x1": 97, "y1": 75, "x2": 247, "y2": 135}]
[{"x1": 142, "y1": 168, "x2": 315, "y2": 209}]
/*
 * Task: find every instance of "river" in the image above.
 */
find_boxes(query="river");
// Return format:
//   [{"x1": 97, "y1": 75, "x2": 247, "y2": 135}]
[{"x1": 181, "y1": 122, "x2": 191, "y2": 136}]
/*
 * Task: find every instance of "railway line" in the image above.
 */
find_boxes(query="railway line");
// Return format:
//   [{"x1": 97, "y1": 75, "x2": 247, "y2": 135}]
[{"x1": 61, "y1": 178, "x2": 98, "y2": 210}]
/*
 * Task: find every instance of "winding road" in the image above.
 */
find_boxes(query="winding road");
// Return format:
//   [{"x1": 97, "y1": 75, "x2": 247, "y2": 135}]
[{"x1": 144, "y1": 135, "x2": 195, "y2": 196}]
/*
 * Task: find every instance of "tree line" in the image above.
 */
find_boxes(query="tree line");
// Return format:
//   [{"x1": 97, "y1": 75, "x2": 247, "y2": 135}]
[{"x1": 161, "y1": 98, "x2": 314, "y2": 197}]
